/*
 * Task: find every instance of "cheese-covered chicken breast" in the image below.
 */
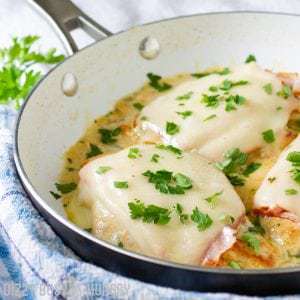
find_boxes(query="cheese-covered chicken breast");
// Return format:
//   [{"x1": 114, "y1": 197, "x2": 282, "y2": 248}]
[
  {"x1": 137, "y1": 63, "x2": 298, "y2": 161},
  {"x1": 254, "y1": 135, "x2": 300, "y2": 221},
  {"x1": 79, "y1": 144, "x2": 245, "y2": 265}
]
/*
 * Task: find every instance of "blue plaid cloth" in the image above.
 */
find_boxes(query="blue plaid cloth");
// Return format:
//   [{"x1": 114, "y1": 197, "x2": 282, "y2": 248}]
[{"x1": 0, "y1": 105, "x2": 299, "y2": 299}]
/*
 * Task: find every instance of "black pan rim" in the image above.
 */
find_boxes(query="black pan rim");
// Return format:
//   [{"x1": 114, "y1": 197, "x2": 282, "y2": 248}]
[{"x1": 13, "y1": 11, "x2": 300, "y2": 276}]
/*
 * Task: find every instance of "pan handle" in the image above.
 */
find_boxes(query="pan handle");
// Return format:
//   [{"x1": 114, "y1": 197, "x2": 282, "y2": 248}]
[{"x1": 28, "y1": 0, "x2": 113, "y2": 55}]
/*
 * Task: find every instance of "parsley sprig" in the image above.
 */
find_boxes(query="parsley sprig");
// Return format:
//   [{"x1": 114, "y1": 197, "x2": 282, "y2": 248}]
[
  {"x1": 287, "y1": 151, "x2": 300, "y2": 184},
  {"x1": 147, "y1": 73, "x2": 172, "y2": 92}
]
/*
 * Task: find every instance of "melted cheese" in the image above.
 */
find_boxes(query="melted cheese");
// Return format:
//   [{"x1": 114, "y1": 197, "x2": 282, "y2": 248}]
[
  {"x1": 138, "y1": 63, "x2": 298, "y2": 161},
  {"x1": 79, "y1": 144, "x2": 245, "y2": 265},
  {"x1": 254, "y1": 135, "x2": 300, "y2": 218}
]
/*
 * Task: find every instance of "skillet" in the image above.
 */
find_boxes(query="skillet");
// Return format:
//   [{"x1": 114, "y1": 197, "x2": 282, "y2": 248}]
[{"x1": 14, "y1": 0, "x2": 300, "y2": 295}]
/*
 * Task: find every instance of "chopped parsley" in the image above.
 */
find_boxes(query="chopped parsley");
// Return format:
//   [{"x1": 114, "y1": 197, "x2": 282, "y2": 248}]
[
  {"x1": 209, "y1": 85, "x2": 218, "y2": 92},
  {"x1": 268, "y1": 177, "x2": 276, "y2": 183},
  {"x1": 50, "y1": 191, "x2": 61, "y2": 200},
  {"x1": 263, "y1": 83, "x2": 273, "y2": 95},
  {"x1": 245, "y1": 54, "x2": 256, "y2": 63},
  {"x1": 286, "y1": 151, "x2": 300, "y2": 184},
  {"x1": 176, "y1": 110, "x2": 193, "y2": 119},
  {"x1": 277, "y1": 84, "x2": 292, "y2": 99},
  {"x1": 128, "y1": 200, "x2": 171, "y2": 224},
  {"x1": 176, "y1": 91, "x2": 193, "y2": 101},
  {"x1": 55, "y1": 182, "x2": 77, "y2": 194},
  {"x1": 276, "y1": 106, "x2": 283, "y2": 111},
  {"x1": 84, "y1": 228, "x2": 92, "y2": 233},
  {"x1": 201, "y1": 94, "x2": 220, "y2": 108},
  {"x1": 151, "y1": 153, "x2": 160, "y2": 163},
  {"x1": 143, "y1": 169, "x2": 192, "y2": 195},
  {"x1": 118, "y1": 241, "x2": 124, "y2": 248},
  {"x1": 225, "y1": 94, "x2": 246, "y2": 111},
  {"x1": 156, "y1": 144, "x2": 182, "y2": 157},
  {"x1": 86, "y1": 143, "x2": 103, "y2": 158},
  {"x1": 166, "y1": 121, "x2": 180, "y2": 135},
  {"x1": 203, "y1": 114, "x2": 217, "y2": 122},
  {"x1": 99, "y1": 127, "x2": 121, "y2": 144},
  {"x1": 219, "y1": 214, "x2": 235, "y2": 225},
  {"x1": 191, "y1": 67, "x2": 230, "y2": 78},
  {"x1": 285, "y1": 188, "x2": 298, "y2": 195},
  {"x1": 228, "y1": 261, "x2": 241, "y2": 269},
  {"x1": 96, "y1": 166, "x2": 112, "y2": 174},
  {"x1": 219, "y1": 80, "x2": 249, "y2": 91},
  {"x1": 175, "y1": 203, "x2": 189, "y2": 224},
  {"x1": 262, "y1": 129, "x2": 275, "y2": 143},
  {"x1": 204, "y1": 191, "x2": 223, "y2": 208},
  {"x1": 114, "y1": 181, "x2": 129, "y2": 189},
  {"x1": 128, "y1": 147, "x2": 142, "y2": 159},
  {"x1": 241, "y1": 232, "x2": 260, "y2": 254},
  {"x1": 243, "y1": 162, "x2": 262, "y2": 177},
  {"x1": 133, "y1": 102, "x2": 144, "y2": 111},
  {"x1": 248, "y1": 216, "x2": 265, "y2": 235},
  {"x1": 147, "y1": 73, "x2": 172, "y2": 92},
  {"x1": 191, "y1": 207, "x2": 213, "y2": 231}
]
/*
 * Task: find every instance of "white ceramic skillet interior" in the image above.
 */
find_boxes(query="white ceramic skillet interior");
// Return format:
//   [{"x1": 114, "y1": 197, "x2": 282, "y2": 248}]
[{"x1": 15, "y1": 12, "x2": 300, "y2": 270}]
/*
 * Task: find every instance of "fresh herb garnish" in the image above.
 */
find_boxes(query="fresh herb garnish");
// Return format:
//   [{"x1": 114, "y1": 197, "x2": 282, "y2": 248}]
[
  {"x1": 225, "y1": 94, "x2": 246, "y2": 111},
  {"x1": 175, "y1": 203, "x2": 189, "y2": 224},
  {"x1": 128, "y1": 147, "x2": 142, "y2": 159},
  {"x1": 277, "y1": 84, "x2": 292, "y2": 99},
  {"x1": 55, "y1": 182, "x2": 77, "y2": 194},
  {"x1": 263, "y1": 83, "x2": 273, "y2": 95},
  {"x1": 151, "y1": 153, "x2": 160, "y2": 163},
  {"x1": 147, "y1": 73, "x2": 172, "y2": 92},
  {"x1": 133, "y1": 102, "x2": 144, "y2": 111},
  {"x1": 166, "y1": 121, "x2": 180, "y2": 135},
  {"x1": 176, "y1": 91, "x2": 193, "y2": 101},
  {"x1": 204, "y1": 191, "x2": 223, "y2": 208},
  {"x1": 262, "y1": 129, "x2": 275, "y2": 143},
  {"x1": 0, "y1": 35, "x2": 64, "y2": 108},
  {"x1": 201, "y1": 94, "x2": 220, "y2": 108},
  {"x1": 96, "y1": 166, "x2": 112, "y2": 174},
  {"x1": 191, "y1": 207, "x2": 213, "y2": 231},
  {"x1": 245, "y1": 54, "x2": 256, "y2": 63},
  {"x1": 268, "y1": 177, "x2": 276, "y2": 183},
  {"x1": 176, "y1": 110, "x2": 193, "y2": 119},
  {"x1": 118, "y1": 241, "x2": 124, "y2": 248},
  {"x1": 84, "y1": 228, "x2": 92, "y2": 233},
  {"x1": 203, "y1": 114, "x2": 217, "y2": 122},
  {"x1": 219, "y1": 214, "x2": 235, "y2": 225},
  {"x1": 243, "y1": 162, "x2": 262, "y2": 177},
  {"x1": 50, "y1": 191, "x2": 61, "y2": 200},
  {"x1": 228, "y1": 261, "x2": 241, "y2": 269},
  {"x1": 114, "y1": 181, "x2": 129, "y2": 189},
  {"x1": 99, "y1": 127, "x2": 121, "y2": 144},
  {"x1": 128, "y1": 199, "x2": 171, "y2": 224},
  {"x1": 86, "y1": 143, "x2": 103, "y2": 158},
  {"x1": 143, "y1": 169, "x2": 192, "y2": 195},
  {"x1": 219, "y1": 80, "x2": 249, "y2": 91},
  {"x1": 285, "y1": 188, "x2": 298, "y2": 195},
  {"x1": 156, "y1": 144, "x2": 182, "y2": 157},
  {"x1": 192, "y1": 67, "x2": 230, "y2": 78},
  {"x1": 287, "y1": 118, "x2": 300, "y2": 132},
  {"x1": 248, "y1": 216, "x2": 265, "y2": 235},
  {"x1": 286, "y1": 151, "x2": 300, "y2": 184},
  {"x1": 241, "y1": 232, "x2": 260, "y2": 254},
  {"x1": 209, "y1": 85, "x2": 218, "y2": 92}
]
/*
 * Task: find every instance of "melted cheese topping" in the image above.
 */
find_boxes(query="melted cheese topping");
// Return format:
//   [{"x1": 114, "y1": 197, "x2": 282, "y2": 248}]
[
  {"x1": 79, "y1": 144, "x2": 245, "y2": 265},
  {"x1": 254, "y1": 135, "x2": 300, "y2": 218},
  {"x1": 138, "y1": 63, "x2": 297, "y2": 161}
]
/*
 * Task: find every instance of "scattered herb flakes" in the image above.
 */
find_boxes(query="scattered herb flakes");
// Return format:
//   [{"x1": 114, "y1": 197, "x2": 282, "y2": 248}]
[
  {"x1": 133, "y1": 102, "x2": 144, "y2": 111},
  {"x1": 248, "y1": 216, "x2": 265, "y2": 235},
  {"x1": 114, "y1": 181, "x2": 129, "y2": 189},
  {"x1": 286, "y1": 151, "x2": 300, "y2": 185},
  {"x1": 287, "y1": 118, "x2": 300, "y2": 132},
  {"x1": 176, "y1": 110, "x2": 193, "y2": 119},
  {"x1": 176, "y1": 91, "x2": 193, "y2": 101},
  {"x1": 263, "y1": 83, "x2": 273, "y2": 95},
  {"x1": 156, "y1": 144, "x2": 182, "y2": 157},
  {"x1": 99, "y1": 127, "x2": 121, "y2": 144},
  {"x1": 50, "y1": 191, "x2": 61, "y2": 199},
  {"x1": 86, "y1": 143, "x2": 103, "y2": 158},
  {"x1": 228, "y1": 261, "x2": 241, "y2": 269},
  {"x1": 243, "y1": 162, "x2": 262, "y2": 177},
  {"x1": 268, "y1": 177, "x2": 276, "y2": 183},
  {"x1": 96, "y1": 166, "x2": 112, "y2": 174},
  {"x1": 276, "y1": 106, "x2": 283, "y2": 111},
  {"x1": 143, "y1": 169, "x2": 192, "y2": 195},
  {"x1": 191, "y1": 207, "x2": 213, "y2": 231},
  {"x1": 166, "y1": 121, "x2": 180, "y2": 135},
  {"x1": 219, "y1": 214, "x2": 235, "y2": 225},
  {"x1": 55, "y1": 182, "x2": 77, "y2": 194},
  {"x1": 128, "y1": 147, "x2": 142, "y2": 159},
  {"x1": 84, "y1": 228, "x2": 92, "y2": 233},
  {"x1": 277, "y1": 84, "x2": 292, "y2": 99},
  {"x1": 204, "y1": 191, "x2": 223, "y2": 208},
  {"x1": 192, "y1": 67, "x2": 230, "y2": 79},
  {"x1": 209, "y1": 85, "x2": 218, "y2": 92},
  {"x1": 201, "y1": 94, "x2": 220, "y2": 108},
  {"x1": 262, "y1": 129, "x2": 275, "y2": 144},
  {"x1": 241, "y1": 232, "x2": 260, "y2": 254},
  {"x1": 225, "y1": 94, "x2": 246, "y2": 112},
  {"x1": 203, "y1": 114, "x2": 217, "y2": 122},
  {"x1": 140, "y1": 116, "x2": 148, "y2": 121},
  {"x1": 128, "y1": 199, "x2": 171, "y2": 225},
  {"x1": 118, "y1": 241, "x2": 124, "y2": 248},
  {"x1": 220, "y1": 80, "x2": 249, "y2": 91},
  {"x1": 245, "y1": 54, "x2": 256, "y2": 63},
  {"x1": 285, "y1": 188, "x2": 298, "y2": 195},
  {"x1": 67, "y1": 158, "x2": 73, "y2": 164},
  {"x1": 174, "y1": 203, "x2": 189, "y2": 224},
  {"x1": 67, "y1": 167, "x2": 75, "y2": 172},
  {"x1": 147, "y1": 73, "x2": 172, "y2": 92},
  {"x1": 151, "y1": 153, "x2": 160, "y2": 163}
]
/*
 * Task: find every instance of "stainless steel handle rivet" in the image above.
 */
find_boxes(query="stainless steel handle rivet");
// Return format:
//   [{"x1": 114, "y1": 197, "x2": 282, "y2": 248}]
[
  {"x1": 61, "y1": 72, "x2": 78, "y2": 96},
  {"x1": 139, "y1": 36, "x2": 160, "y2": 60}
]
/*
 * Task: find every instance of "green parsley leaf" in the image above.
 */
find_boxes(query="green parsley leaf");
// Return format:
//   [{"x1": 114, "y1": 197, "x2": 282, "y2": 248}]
[
  {"x1": 114, "y1": 181, "x2": 129, "y2": 189},
  {"x1": 166, "y1": 121, "x2": 180, "y2": 135},
  {"x1": 268, "y1": 177, "x2": 276, "y2": 183},
  {"x1": 228, "y1": 261, "x2": 241, "y2": 269},
  {"x1": 191, "y1": 68, "x2": 230, "y2": 78},
  {"x1": 128, "y1": 147, "x2": 142, "y2": 159},
  {"x1": 243, "y1": 162, "x2": 262, "y2": 177},
  {"x1": 263, "y1": 83, "x2": 273, "y2": 95},
  {"x1": 96, "y1": 166, "x2": 112, "y2": 174},
  {"x1": 147, "y1": 73, "x2": 172, "y2": 92},
  {"x1": 99, "y1": 127, "x2": 121, "y2": 144},
  {"x1": 220, "y1": 80, "x2": 249, "y2": 91},
  {"x1": 277, "y1": 84, "x2": 292, "y2": 99},
  {"x1": 151, "y1": 153, "x2": 160, "y2": 163},
  {"x1": 285, "y1": 188, "x2": 298, "y2": 195},
  {"x1": 286, "y1": 153, "x2": 300, "y2": 185},
  {"x1": 156, "y1": 144, "x2": 182, "y2": 157},
  {"x1": 176, "y1": 91, "x2": 193, "y2": 101},
  {"x1": 55, "y1": 182, "x2": 77, "y2": 194},
  {"x1": 262, "y1": 129, "x2": 275, "y2": 143},
  {"x1": 50, "y1": 191, "x2": 61, "y2": 199},
  {"x1": 133, "y1": 102, "x2": 144, "y2": 111},
  {"x1": 175, "y1": 203, "x2": 189, "y2": 224},
  {"x1": 245, "y1": 54, "x2": 256, "y2": 63},
  {"x1": 118, "y1": 241, "x2": 124, "y2": 248},
  {"x1": 204, "y1": 191, "x2": 223, "y2": 208},
  {"x1": 241, "y1": 232, "x2": 260, "y2": 254},
  {"x1": 209, "y1": 85, "x2": 218, "y2": 92},
  {"x1": 203, "y1": 114, "x2": 217, "y2": 122},
  {"x1": 86, "y1": 143, "x2": 103, "y2": 158},
  {"x1": 248, "y1": 216, "x2": 265, "y2": 235},
  {"x1": 219, "y1": 214, "x2": 235, "y2": 225},
  {"x1": 191, "y1": 207, "x2": 213, "y2": 231},
  {"x1": 225, "y1": 94, "x2": 246, "y2": 112},
  {"x1": 201, "y1": 94, "x2": 220, "y2": 108},
  {"x1": 176, "y1": 110, "x2": 193, "y2": 119},
  {"x1": 128, "y1": 200, "x2": 171, "y2": 224},
  {"x1": 276, "y1": 106, "x2": 283, "y2": 111}
]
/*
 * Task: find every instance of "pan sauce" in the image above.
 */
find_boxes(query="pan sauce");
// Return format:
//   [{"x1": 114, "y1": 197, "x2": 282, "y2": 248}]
[{"x1": 58, "y1": 65, "x2": 300, "y2": 269}]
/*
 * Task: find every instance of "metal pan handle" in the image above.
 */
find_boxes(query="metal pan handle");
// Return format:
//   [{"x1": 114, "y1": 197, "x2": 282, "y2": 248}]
[{"x1": 28, "y1": 0, "x2": 113, "y2": 55}]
